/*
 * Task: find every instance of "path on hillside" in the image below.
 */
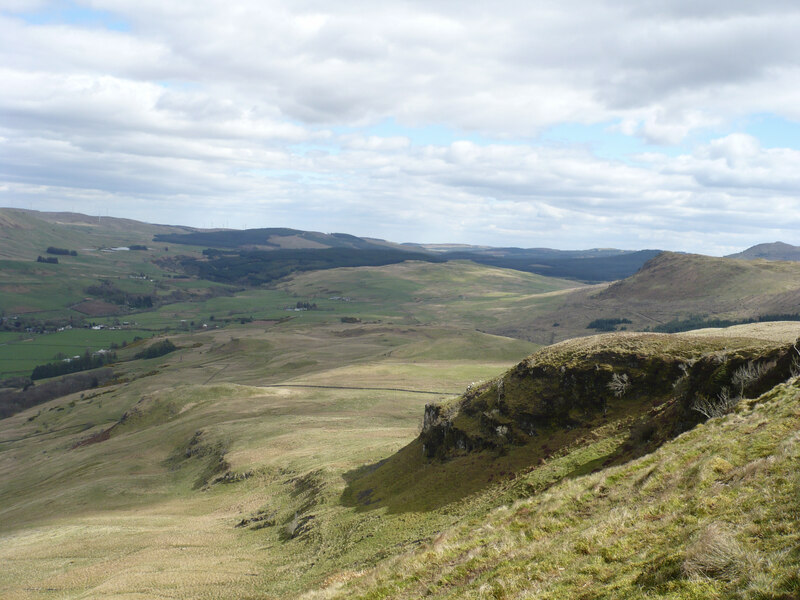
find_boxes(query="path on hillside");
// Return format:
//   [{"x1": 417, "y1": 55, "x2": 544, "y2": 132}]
[{"x1": 261, "y1": 383, "x2": 460, "y2": 395}]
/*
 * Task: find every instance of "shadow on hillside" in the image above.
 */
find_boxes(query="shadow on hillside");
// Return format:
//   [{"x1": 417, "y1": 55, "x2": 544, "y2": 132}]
[
  {"x1": 340, "y1": 436, "x2": 550, "y2": 513},
  {"x1": 340, "y1": 403, "x2": 705, "y2": 515}
]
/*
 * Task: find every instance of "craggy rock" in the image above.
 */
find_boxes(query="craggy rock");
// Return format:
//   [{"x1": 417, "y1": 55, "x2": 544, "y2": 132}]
[{"x1": 420, "y1": 333, "x2": 799, "y2": 459}]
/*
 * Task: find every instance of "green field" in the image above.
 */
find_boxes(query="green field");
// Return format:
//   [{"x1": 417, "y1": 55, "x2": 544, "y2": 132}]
[{"x1": 0, "y1": 328, "x2": 154, "y2": 378}]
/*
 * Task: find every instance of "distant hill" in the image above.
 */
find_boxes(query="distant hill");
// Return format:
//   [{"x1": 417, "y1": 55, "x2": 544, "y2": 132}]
[
  {"x1": 726, "y1": 241, "x2": 800, "y2": 261},
  {"x1": 0, "y1": 207, "x2": 186, "y2": 260},
  {"x1": 434, "y1": 247, "x2": 662, "y2": 283},
  {"x1": 153, "y1": 228, "x2": 409, "y2": 252},
  {"x1": 158, "y1": 231, "x2": 660, "y2": 282},
  {"x1": 598, "y1": 252, "x2": 800, "y2": 302},
  {"x1": 406, "y1": 244, "x2": 632, "y2": 259},
  {"x1": 485, "y1": 251, "x2": 800, "y2": 344}
]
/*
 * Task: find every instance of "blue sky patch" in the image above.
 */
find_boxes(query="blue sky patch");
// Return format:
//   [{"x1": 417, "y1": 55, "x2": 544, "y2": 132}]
[{"x1": 9, "y1": 0, "x2": 130, "y2": 32}]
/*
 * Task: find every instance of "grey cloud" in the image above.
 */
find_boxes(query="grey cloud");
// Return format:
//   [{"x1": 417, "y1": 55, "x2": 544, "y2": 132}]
[{"x1": 3, "y1": 0, "x2": 800, "y2": 254}]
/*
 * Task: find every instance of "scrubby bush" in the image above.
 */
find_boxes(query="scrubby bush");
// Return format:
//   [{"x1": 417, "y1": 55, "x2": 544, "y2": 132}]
[
  {"x1": 691, "y1": 388, "x2": 740, "y2": 419},
  {"x1": 607, "y1": 372, "x2": 630, "y2": 397}
]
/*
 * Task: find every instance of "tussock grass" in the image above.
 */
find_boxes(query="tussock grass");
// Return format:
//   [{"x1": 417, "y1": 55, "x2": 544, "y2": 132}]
[{"x1": 682, "y1": 522, "x2": 753, "y2": 581}]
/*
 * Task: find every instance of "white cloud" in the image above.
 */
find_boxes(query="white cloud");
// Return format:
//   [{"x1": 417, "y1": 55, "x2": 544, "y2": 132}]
[{"x1": 2, "y1": 1, "x2": 800, "y2": 254}]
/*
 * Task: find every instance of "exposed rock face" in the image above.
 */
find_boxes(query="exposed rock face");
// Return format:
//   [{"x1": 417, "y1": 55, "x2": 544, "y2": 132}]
[{"x1": 420, "y1": 333, "x2": 798, "y2": 459}]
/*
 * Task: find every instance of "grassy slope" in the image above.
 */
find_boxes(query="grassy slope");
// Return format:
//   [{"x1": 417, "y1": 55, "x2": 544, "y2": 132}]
[
  {"x1": 497, "y1": 252, "x2": 800, "y2": 344},
  {"x1": 598, "y1": 252, "x2": 800, "y2": 302},
  {"x1": 339, "y1": 329, "x2": 798, "y2": 514},
  {"x1": 0, "y1": 321, "x2": 541, "y2": 599},
  {"x1": 3, "y1": 323, "x2": 798, "y2": 598},
  {"x1": 278, "y1": 260, "x2": 583, "y2": 333},
  {"x1": 319, "y1": 377, "x2": 800, "y2": 600}
]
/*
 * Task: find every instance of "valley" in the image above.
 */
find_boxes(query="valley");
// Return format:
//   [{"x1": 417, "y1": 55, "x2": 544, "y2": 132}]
[{"x1": 0, "y1": 209, "x2": 798, "y2": 599}]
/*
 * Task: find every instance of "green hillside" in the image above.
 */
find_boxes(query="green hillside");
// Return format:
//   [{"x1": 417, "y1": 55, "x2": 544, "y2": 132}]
[
  {"x1": 496, "y1": 252, "x2": 800, "y2": 344},
  {"x1": 2, "y1": 319, "x2": 798, "y2": 598},
  {"x1": 324, "y1": 359, "x2": 800, "y2": 599},
  {"x1": 2, "y1": 211, "x2": 800, "y2": 599}
]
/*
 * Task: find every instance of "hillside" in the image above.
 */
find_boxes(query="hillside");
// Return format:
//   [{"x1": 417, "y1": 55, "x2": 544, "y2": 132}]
[
  {"x1": 341, "y1": 329, "x2": 799, "y2": 512},
  {"x1": 0, "y1": 208, "x2": 186, "y2": 260},
  {"x1": 153, "y1": 227, "x2": 410, "y2": 252},
  {"x1": 726, "y1": 241, "x2": 800, "y2": 261},
  {"x1": 599, "y1": 252, "x2": 800, "y2": 302},
  {"x1": 489, "y1": 252, "x2": 800, "y2": 344},
  {"x1": 319, "y1": 332, "x2": 800, "y2": 599},
  {"x1": 1, "y1": 298, "x2": 798, "y2": 598}
]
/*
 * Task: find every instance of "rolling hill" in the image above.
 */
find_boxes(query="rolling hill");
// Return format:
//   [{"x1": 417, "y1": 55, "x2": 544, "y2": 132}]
[
  {"x1": 486, "y1": 251, "x2": 800, "y2": 344},
  {"x1": 726, "y1": 241, "x2": 800, "y2": 261},
  {"x1": 2, "y1": 209, "x2": 800, "y2": 598},
  {"x1": 153, "y1": 227, "x2": 410, "y2": 252}
]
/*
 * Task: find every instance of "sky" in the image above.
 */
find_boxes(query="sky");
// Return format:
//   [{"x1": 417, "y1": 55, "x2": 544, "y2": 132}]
[{"x1": 2, "y1": 1, "x2": 800, "y2": 254}]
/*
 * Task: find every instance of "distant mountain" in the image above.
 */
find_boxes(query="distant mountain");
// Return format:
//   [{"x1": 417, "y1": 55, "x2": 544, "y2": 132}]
[
  {"x1": 407, "y1": 243, "x2": 638, "y2": 260},
  {"x1": 725, "y1": 241, "x2": 800, "y2": 261}
]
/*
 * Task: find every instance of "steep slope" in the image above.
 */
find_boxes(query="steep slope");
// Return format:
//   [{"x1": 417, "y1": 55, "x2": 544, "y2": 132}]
[
  {"x1": 342, "y1": 328, "x2": 800, "y2": 513},
  {"x1": 726, "y1": 241, "x2": 800, "y2": 261},
  {"x1": 323, "y1": 367, "x2": 800, "y2": 599}
]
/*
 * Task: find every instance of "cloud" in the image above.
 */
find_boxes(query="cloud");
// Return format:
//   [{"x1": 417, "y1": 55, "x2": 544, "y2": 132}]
[{"x1": 1, "y1": 1, "x2": 800, "y2": 255}]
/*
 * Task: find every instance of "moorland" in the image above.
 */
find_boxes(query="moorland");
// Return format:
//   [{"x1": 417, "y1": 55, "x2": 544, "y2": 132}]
[{"x1": 0, "y1": 208, "x2": 798, "y2": 599}]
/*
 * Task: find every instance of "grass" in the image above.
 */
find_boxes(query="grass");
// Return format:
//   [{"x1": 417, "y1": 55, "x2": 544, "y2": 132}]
[
  {"x1": 318, "y1": 377, "x2": 800, "y2": 600},
  {"x1": 2, "y1": 210, "x2": 800, "y2": 598},
  {"x1": 0, "y1": 328, "x2": 153, "y2": 378},
  {"x1": 0, "y1": 320, "x2": 541, "y2": 598},
  {"x1": 3, "y1": 322, "x2": 797, "y2": 598}
]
